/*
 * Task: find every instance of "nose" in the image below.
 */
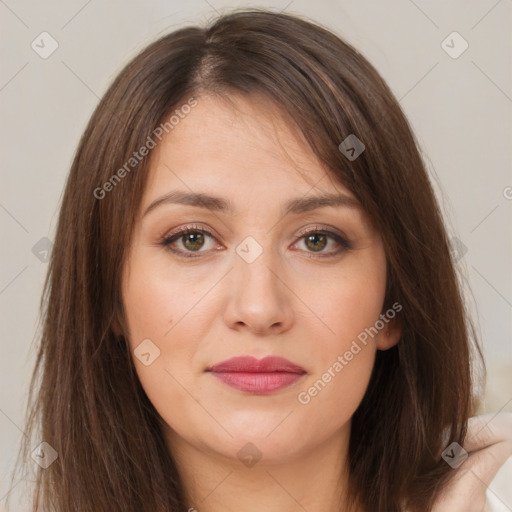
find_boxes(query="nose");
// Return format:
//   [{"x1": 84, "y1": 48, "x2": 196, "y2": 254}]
[{"x1": 222, "y1": 243, "x2": 294, "y2": 336}]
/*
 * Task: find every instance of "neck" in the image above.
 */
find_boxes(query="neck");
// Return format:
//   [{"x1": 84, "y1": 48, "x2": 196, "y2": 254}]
[{"x1": 164, "y1": 424, "x2": 363, "y2": 512}]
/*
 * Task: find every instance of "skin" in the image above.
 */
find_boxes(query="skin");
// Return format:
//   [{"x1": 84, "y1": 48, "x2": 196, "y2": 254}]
[
  {"x1": 120, "y1": 91, "x2": 407, "y2": 511},
  {"x1": 432, "y1": 413, "x2": 512, "y2": 512}
]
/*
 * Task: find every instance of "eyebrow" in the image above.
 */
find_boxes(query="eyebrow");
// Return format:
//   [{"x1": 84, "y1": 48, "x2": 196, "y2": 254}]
[{"x1": 143, "y1": 190, "x2": 360, "y2": 218}]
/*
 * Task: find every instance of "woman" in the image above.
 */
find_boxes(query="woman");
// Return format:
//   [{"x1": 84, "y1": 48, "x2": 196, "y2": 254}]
[{"x1": 12, "y1": 8, "x2": 511, "y2": 512}]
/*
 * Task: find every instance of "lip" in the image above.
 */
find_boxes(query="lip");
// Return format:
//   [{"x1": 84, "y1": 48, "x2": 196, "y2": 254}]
[{"x1": 206, "y1": 356, "x2": 306, "y2": 394}]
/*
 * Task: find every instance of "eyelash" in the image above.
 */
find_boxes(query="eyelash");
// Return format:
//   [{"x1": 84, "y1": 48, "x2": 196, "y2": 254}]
[{"x1": 159, "y1": 223, "x2": 352, "y2": 259}]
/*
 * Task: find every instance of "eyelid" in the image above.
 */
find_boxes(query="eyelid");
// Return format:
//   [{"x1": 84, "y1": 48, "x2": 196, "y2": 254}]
[
  {"x1": 295, "y1": 224, "x2": 349, "y2": 244},
  {"x1": 159, "y1": 224, "x2": 222, "y2": 258},
  {"x1": 159, "y1": 223, "x2": 352, "y2": 258},
  {"x1": 291, "y1": 226, "x2": 352, "y2": 254},
  {"x1": 161, "y1": 222, "x2": 221, "y2": 242}
]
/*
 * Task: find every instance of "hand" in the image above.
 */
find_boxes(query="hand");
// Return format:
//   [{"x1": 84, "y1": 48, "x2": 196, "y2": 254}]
[{"x1": 431, "y1": 412, "x2": 512, "y2": 511}]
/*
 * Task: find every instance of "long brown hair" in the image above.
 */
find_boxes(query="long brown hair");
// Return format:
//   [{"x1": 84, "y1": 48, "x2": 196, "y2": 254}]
[{"x1": 11, "y1": 8, "x2": 483, "y2": 511}]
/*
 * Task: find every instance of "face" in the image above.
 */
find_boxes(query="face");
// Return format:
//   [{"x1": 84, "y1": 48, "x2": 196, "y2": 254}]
[{"x1": 121, "y1": 93, "x2": 400, "y2": 466}]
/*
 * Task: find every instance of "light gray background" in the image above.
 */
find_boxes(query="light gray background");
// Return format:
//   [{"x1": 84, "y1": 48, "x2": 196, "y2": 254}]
[{"x1": 1, "y1": 0, "x2": 511, "y2": 510}]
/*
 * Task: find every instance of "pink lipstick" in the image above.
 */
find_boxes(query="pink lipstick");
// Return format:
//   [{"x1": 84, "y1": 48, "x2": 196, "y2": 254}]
[{"x1": 206, "y1": 356, "x2": 306, "y2": 394}]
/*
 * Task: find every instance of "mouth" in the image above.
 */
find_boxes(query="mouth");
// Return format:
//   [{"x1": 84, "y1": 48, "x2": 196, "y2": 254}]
[{"x1": 206, "y1": 356, "x2": 307, "y2": 394}]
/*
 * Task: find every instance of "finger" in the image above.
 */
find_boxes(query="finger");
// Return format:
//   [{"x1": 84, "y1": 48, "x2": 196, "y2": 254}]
[
  {"x1": 434, "y1": 441, "x2": 512, "y2": 512},
  {"x1": 457, "y1": 440, "x2": 512, "y2": 488},
  {"x1": 464, "y1": 412, "x2": 512, "y2": 453}
]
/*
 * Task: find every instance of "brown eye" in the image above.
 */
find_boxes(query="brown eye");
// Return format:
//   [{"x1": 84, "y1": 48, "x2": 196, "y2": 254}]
[
  {"x1": 160, "y1": 226, "x2": 218, "y2": 258},
  {"x1": 160, "y1": 225, "x2": 352, "y2": 259},
  {"x1": 304, "y1": 233, "x2": 328, "y2": 252},
  {"x1": 294, "y1": 228, "x2": 352, "y2": 258},
  {"x1": 181, "y1": 231, "x2": 205, "y2": 251}
]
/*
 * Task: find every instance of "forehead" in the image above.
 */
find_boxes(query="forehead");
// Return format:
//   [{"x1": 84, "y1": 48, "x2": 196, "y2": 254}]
[{"x1": 142, "y1": 92, "x2": 356, "y2": 209}]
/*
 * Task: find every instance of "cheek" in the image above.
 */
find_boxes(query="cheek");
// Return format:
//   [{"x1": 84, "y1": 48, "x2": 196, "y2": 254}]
[
  {"x1": 292, "y1": 248, "x2": 385, "y2": 419},
  {"x1": 297, "y1": 246, "x2": 387, "y2": 357},
  {"x1": 122, "y1": 250, "x2": 205, "y2": 347},
  {"x1": 293, "y1": 295, "x2": 379, "y2": 440},
  {"x1": 121, "y1": 261, "x2": 203, "y2": 440},
  {"x1": 121, "y1": 252, "x2": 211, "y2": 414},
  {"x1": 294, "y1": 348, "x2": 376, "y2": 452}
]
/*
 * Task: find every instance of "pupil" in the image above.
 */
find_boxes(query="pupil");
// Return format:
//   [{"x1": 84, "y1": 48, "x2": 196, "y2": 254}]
[
  {"x1": 184, "y1": 232, "x2": 204, "y2": 251},
  {"x1": 181, "y1": 232, "x2": 327, "y2": 253},
  {"x1": 306, "y1": 234, "x2": 326, "y2": 252}
]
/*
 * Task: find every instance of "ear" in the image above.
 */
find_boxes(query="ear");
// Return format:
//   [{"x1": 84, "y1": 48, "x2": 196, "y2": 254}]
[{"x1": 376, "y1": 317, "x2": 401, "y2": 351}]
